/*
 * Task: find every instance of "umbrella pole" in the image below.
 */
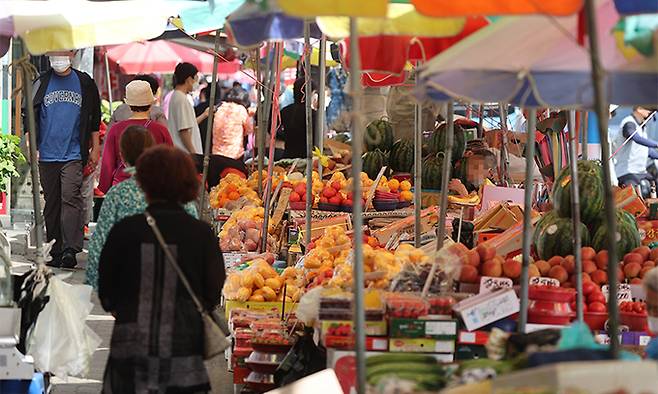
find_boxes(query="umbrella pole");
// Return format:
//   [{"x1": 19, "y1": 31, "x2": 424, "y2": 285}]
[
  {"x1": 414, "y1": 67, "x2": 422, "y2": 247},
  {"x1": 568, "y1": 110, "x2": 584, "y2": 322},
  {"x1": 258, "y1": 44, "x2": 273, "y2": 197},
  {"x1": 304, "y1": 21, "x2": 313, "y2": 247},
  {"x1": 349, "y1": 17, "x2": 367, "y2": 394},
  {"x1": 256, "y1": 49, "x2": 263, "y2": 195},
  {"x1": 421, "y1": 101, "x2": 453, "y2": 297},
  {"x1": 260, "y1": 43, "x2": 282, "y2": 253},
  {"x1": 199, "y1": 29, "x2": 222, "y2": 218},
  {"x1": 499, "y1": 103, "x2": 510, "y2": 186},
  {"x1": 581, "y1": 110, "x2": 588, "y2": 160},
  {"x1": 584, "y1": 0, "x2": 619, "y2": 357},
  {"x1": 317, "y1": 35, "x2": 327, "y2": 180},
  {"x1": 478, "y1": 104, "x2": 485, "y2": 139},
  {"x1": 19, "y1": 43, "x2": 44, "y2": 265},
  {"x1": 518, "y1": 109, "x2": 537, "y2": 333},
  {"x1": 104, "y1": 52, "x2": 113, "y2": 115}
]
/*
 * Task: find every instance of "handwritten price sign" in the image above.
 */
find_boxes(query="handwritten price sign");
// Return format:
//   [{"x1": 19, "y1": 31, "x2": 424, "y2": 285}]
[
  {"x1": 479, "y1": 276, "x2": 513, "y2": 294},
  {"x1": 602, "y1": 284, "x2": 633, "y2": 304},
  {"x1": 529, "y1": 277, "x2": 560, "y2": 287}
]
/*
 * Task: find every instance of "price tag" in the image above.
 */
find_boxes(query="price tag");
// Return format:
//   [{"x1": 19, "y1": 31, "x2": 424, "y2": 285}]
[
  {"x1": 425, "y1": 321, "x2": 457, "y2": 336},
  {"x1": 602, "y1": 284, "x2": 633, "y2": 304},
  {"x1": 529, "y1": 276, "x2": 560, "y2": 287},
  {"x1": 479, "y1": 276, "x2": 513, "y2": 294},
  {"x1": 639, "y1": 335, "x2": 652, "y2": 347},
  {"x1": 459, "y1": 332, "x2": 476, "y2": 344},
  {"x1": 223, "y1": 252, "x2": 248, "y2": 268}
]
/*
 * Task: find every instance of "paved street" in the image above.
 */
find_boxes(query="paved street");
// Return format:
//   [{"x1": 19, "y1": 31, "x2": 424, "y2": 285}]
[{"x1": 12, "y1": 249, "x2": 233, "y2": 394}]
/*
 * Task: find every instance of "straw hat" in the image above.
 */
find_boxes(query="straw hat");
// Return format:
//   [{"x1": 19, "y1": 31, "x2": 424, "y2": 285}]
[{"x1": 125, "y1": 80, "x2": 155, "y2": 106}]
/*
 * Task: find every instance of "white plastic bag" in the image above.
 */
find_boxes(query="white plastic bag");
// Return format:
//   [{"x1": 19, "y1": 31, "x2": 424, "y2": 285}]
[{"x1": 27, "y1": 275, "x2": 102, "y2": 378}]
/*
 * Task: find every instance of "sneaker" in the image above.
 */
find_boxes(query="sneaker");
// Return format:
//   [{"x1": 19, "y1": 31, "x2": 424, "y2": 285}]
[{"x1": 60, "y1": 250, "x2": 78, "y2": 269}]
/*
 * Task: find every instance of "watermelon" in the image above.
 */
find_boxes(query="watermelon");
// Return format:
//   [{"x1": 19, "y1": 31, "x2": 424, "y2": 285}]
[
  {"x1": 552, "y1": 160, "x2": 604, "y2": 226},
  {"x1": 591, "y1": 209, "x2": 641, "y2": 256},
  {"x1": 362, "y1": 149, "x2": 388, "y2": 180},
  {"x1": 389, "y1": 139, "x2": 414, "y2": 173},
  {"x1": 533, "y1": 210, "x2": 559, "y2": 249},
  {"x1": 364, "y1": 118, "x2": 394, "y2": 152},
  {"x1": 427, "y1": 122, "x2": 466, "y2": 163},
  {"x1": 422, "y1": 154, "x2": 446, "y2": 190},
  {"x1": 332, "y1": 133, "x2": 350, "y2": 143},
  {"x1": 536, "y1": 216, "x2": 590, "y2": 260}
]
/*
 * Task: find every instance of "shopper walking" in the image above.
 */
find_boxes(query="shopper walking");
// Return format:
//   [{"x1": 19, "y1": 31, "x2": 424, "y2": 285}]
[
  {"x1": 613, "y1": 106, "x2": 657, "y2": 192},
  {"x1": 98, "y1": 80, "x2": 173, "y2": 193},
  {"x1": 168, "y1": 62, "x2": 208, "y2": 170},
  {"x1": 87, "y1": 126, "x2": 197, "y2": 290},
  {"x1": 107, "y1": 74, "x2": 167, "y2": 129},
  {"x1": 280, "y1": 77, "x2": 317, "y2": 159},
  {"x1": 98, "y1": 146, "x2": 224, "y2": 393},
  {"x1": 25, "y1": 50, "x2": 101, "y2": 268}
]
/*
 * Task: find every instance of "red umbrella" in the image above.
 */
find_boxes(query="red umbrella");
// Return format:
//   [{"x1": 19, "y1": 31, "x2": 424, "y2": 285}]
[
  {"x1": 105, "y1": 40, "x2": 240, "y2": 75},
  {"x1": 341, "y1": 17, "x2": 488, "y2": 86}
]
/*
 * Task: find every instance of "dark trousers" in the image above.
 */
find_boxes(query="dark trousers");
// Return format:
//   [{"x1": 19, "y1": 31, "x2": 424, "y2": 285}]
[
  {"x1": 192, "y1": 154, "x2": 248, "y2": 191},
  {"x1": 39, "y1": 161, "x2": 84, "y2": 255}
]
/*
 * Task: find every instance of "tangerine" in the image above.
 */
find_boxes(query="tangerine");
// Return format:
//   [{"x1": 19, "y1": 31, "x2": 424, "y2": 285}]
[
  {"x1": 400, "y1": 180, "x2": 412, "y2": 191},
  {"x1": 228, "y1": 191, "x2": 240, "y2": 200},
  {"x1": 388, "y1": 179, "x2": 400, "y2": 191}
]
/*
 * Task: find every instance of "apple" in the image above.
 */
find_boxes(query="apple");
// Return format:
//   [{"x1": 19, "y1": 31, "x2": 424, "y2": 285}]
[{"x1": 323, "y1": 187, "x2": 337, "y2": 198}]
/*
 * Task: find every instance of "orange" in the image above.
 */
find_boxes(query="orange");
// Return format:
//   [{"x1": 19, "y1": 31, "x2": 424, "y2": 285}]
[
  {"x1": 400, "y1": 180, "x2": 412, "y2": 191},
  {"x1": 228, "y1": 191, "x2": 240, "y2": 201},
  {"x1": 400, "y1": 190, "x2": 413, "y2": 201},
  {"x1": 388, "y1": 178, "x2": 400, "y2": 192}
]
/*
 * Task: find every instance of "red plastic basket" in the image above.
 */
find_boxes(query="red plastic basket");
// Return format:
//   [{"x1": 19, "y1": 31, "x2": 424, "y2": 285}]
[
  {"x1": 528, "y1": 286, "x2": 576, "y2": 302},
  {"x1": 583, "y1": 312, "x2": 608, "y2": 331},
  {"x1": 620, "y1": 312, "x2": 648, "y2": 331}
]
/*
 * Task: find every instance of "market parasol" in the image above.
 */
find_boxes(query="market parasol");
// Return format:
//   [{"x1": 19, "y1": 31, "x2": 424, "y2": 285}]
[
  {"x1": 417, "y1": 0, "x2": 658, "y2": 107},
  {"x1": 279, "y1": 0, "x2": 584, "y2": 17},
  {"x1": 614, "y1": 0, "x2": 658, "y2": 15},
  {"x1": 0, "y1": 0, "x2": 175, "y2": 54},
  {"x1": 105, "y1": 40, "x2": 241, "y2": 74}
]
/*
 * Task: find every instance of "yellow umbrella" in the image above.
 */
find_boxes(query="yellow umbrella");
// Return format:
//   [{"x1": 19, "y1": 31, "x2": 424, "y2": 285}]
[
  {"x1": 278, "y1": 0, "x2": 388, "y2": 17},
  {"x1": 316, "y1": 3, "x2": 465, "y2": 38},
  {"x1": 1, "y1": 0, "x2": 175, "y2": 54}
]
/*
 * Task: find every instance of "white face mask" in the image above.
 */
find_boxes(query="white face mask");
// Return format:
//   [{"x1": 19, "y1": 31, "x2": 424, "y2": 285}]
[
  {"x1": 648, "y1": 316, "x2": 658, "y2": 334},
  {"x1": 49, "y1": 56, "x2": 71, "y2": 73}
]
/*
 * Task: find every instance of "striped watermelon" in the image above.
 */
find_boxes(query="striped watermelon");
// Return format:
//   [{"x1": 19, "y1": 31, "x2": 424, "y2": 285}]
[
  {"x1": 591, "y1": 209, "x2": 641, "y2": 256},
  {"x1": 389, "y1": 139, "x2": 414, "y2": 173},
  {"x1": 364, "y1": 118, "x2": 394, "y2": 152},
  {"x1": 552, "y1": 160, "x2": 604, "y2": 226},
  {"x1": 362, "y1": 149, "x2": 388, "y2": 180},
  {"x1": 422, "y1": 154, "x2": 446, "y2": 190},
  {"x1": 536, "y1": 216, "x2": 591, "y2": 260},
  {"x1": 428, "y1": 122, "x2": 466, "y2": 163},
  {"x1": 533, "y1": 210, "x2": 559, "y2": 249}
]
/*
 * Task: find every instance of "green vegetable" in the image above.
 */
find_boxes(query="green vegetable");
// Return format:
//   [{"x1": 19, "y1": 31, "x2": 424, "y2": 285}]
[{"x1": 0, "y1": 133, "x2": 26, "y2": 194}]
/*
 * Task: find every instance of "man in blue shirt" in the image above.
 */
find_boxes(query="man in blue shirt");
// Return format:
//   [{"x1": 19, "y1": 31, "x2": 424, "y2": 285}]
[{"x1": 26, "y1": 51, "x2": 101, "y2": 268}]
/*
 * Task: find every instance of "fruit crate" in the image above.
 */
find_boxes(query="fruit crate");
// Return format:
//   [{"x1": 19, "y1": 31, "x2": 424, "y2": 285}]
[{"x1": 388, "y1": 319, "x2": 458, "y2": 340}]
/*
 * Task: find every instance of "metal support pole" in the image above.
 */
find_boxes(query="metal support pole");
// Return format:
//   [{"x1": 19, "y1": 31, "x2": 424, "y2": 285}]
[
  {"x1": 104, "y1": 51, "x2": 113, "y2": 115},
  {"x1": 568, "y1": 110, "x2": 584, "y2": 321},
  {"x1": 317, "y1": 35, "x2": 327, "y2": 180},
  {"x1": 260, "y1": 43, "x2": 282, "y2": 253},
  {"x1": 584, "y1": 0, "x2": 619, "y2": 357},
  {"x1": 199, "y1": 30, "x2": 222, "y2": 218},
  {"x1": 304, "y1": 21, "x2": 313, "y2": 247},
  {"x1": 421, "y1": 101, "x2": 453, "y2": 297},
  {"x1": 256, "y1": 49, "x2": 263, "y2": 195},
  {"x1": 581, "y1": 110, "x2": 588, "y2": 160},
  {"x1": 518, "y1": 109, "x2": 537, "y2": 333},
  {"x1": 499, "y1": 103, "x2": 510, "y2": 186},
  {"x1": 20, "y1": 43, "x2": 44, "y2": 265},
  {"x1": 414, "y1": 67, "x2": 423, "y2": 247},
  {"x1": 258, "y1": 44, "x2": 273, "y2": 197},
  {"x1": 478, "y1": 104, "x2": 485, "y2": 139},
  {"x1": 349, "y1": 17, "x2": 366, "y2": 394}
]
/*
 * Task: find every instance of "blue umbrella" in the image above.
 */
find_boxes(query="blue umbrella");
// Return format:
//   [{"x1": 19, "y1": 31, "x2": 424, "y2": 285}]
[
  {"x1": 614, "y1": 0, "x2": 658, "y2": 15},
  {"x1": 225, "y1": 1, "x2": 322, "y2": 47}
]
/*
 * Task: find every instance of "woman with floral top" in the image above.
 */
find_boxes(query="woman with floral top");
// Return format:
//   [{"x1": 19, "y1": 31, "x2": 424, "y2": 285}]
[{"x1": 86, "y1": 125, "x2": 197, "y2": 290}]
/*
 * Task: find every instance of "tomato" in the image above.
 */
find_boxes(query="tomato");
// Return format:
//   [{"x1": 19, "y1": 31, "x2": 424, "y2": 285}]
[
  {"x1": 588, "y1": 301, "x2": 607, "y2": 313},
  {"x1": 582, "y1": 281, "x2": 597, "y2": 296},
  {"x1": 588, "y1": 292, "x2": 606, "y2": 304}
]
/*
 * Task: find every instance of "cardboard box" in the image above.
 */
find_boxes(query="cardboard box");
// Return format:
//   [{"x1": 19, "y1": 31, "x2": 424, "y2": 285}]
[
  {"x1": 474, "y1": 202, "x2": 525, "y2": 232},
  {"x1": 389, "y1": 318, "x2": 458, "y2": 339},
  {"x1": 458, "y1": 330, "x2": 490, "y2": 345},
  {"x1": 320, "y1": 320, "x2": 387, "y2": 337},
  {"x1": 455, "y1": 344, "x2": 487, "y2": 360},
  {"x1": 388, "y1": 338, "x2": 455, "y2": 353},
  {"x1": 452, "y1": 288, "x2": 520, "y2": 331},
  {"x1": 323, "y1": 336, "x2": 389, "y2": 351},
  {"x1": 616, "y1": 185, "x2": 647, "y2": 218},
  {"x1": 224, "y1": 300, "x2": 297, "y2": 319}
]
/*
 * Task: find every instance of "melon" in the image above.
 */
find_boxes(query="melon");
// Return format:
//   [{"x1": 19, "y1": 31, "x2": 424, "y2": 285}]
[
  {"x1": 362, "y1": 149, "x2": 388, "y2": 180},
  {"x1": 591, "y1": 209, "x2": 641, "y2": 256},
  {"x1": 552, "y1": 160, "x2": 604, "y2": 226},
  {"x1": 364, "y1": 118, "x2": 394, "y2": 152},
  {"x1": 389, "y1": 139, "x2": 414, "y2": 173},
  {"x1": 533, "y1": 210, "x2": 559, "y2": 249},
  {"x1": 536, "y1": 216, "x2": 590, "y2": 260},
  {"x1": 427, "y1": 122, "x2": 466, "y2": 163},
  {"x1": 422, "y1": 154, "x2": 446, "y2": 190}
]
